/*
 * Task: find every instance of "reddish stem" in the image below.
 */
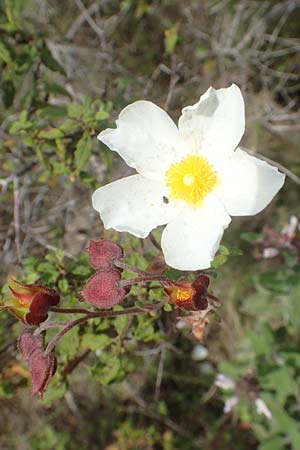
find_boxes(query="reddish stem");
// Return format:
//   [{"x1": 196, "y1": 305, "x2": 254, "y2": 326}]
[
  {"x1": 44, "y1": 305, "x2": 162, "y2": 355},
  {"x1": 50, "y1": 306, "x2": 92, "y2": 314},
  {"x1": 114, "y1": 260, "x2": 153, "y2": 276},
  {"x1": 120, "y1": 274, "x2": 169, "y2": 287}
]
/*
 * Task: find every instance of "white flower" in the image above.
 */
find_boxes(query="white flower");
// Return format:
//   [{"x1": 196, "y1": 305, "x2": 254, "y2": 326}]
[
  {"x1": 224, "y1": 396, "x2": 239, "y2": 413},
  {"x1": 192, "y1": 344, "x2": 208, "y2": 361},
  {"x1": 255, "y1": 398, "x2": 272, "y2": 420},
  {"x1": 92, "y1": 84, "x2": 285, "y2": 270},
  {"x1": 215, "y1": 373, "x2": 236, "y2": 390}
]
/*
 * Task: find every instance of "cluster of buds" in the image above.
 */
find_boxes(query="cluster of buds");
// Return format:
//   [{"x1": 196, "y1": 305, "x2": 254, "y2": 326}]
[
  {"x1": 81, "y1": 239, "x2": 219, "y2": 314},
  {"x1": 81, "y1": 240, "x2": 127, "y2": 308},
  {"x1": 0, "y1": 238, "x2": 221, "y2": 397},
  {"x1": 254, "y1": 216, "x2": 300, "y2": 261},
  {"x1": 215, "y1": 370, "x2": 272, "y2": 420}
]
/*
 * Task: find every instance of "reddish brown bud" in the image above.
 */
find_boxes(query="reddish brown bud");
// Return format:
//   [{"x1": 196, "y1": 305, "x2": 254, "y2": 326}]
[
  {"x1": 29, "y1": 350, "x2": 56, "y2": 397},
  {"x1": 18, "y1": 329, "x2": 56, "y2": 397},
  {"x1": 18, "y1": 328, "x2": 43, "y2": 359},
  {"x1": 81, "y1": 269, "x2": 127, "y2": 308},
  {"x1": 88, "y1": 239, "x2": 123, "y2": 270},
  {"x1": 1, "y1": 279, "x2": 60, "y2": 326}
]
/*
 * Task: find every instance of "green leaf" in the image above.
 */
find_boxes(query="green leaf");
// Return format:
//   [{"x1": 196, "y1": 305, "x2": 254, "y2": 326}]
[
  {"x1": 114, "y1": 314, "x2": 129, "y2": 335},
  {"x1": 2, "y1": 79, "x2": 15, "y2": 107},
  {"x1": 74, "y1": 131, "x2": 93, "y2": 171},
  {"x1": 37, "y1": 106, "x2": 67, "y2": 120},
  {"x1": 0, "y1": 41, "x2": 12, "y2": 64},
  {"x1": 58, "y1": 278, "x2": 69, "y2": 294},
  {"x1": 211, "y1": 253, "x2": 228, "y2": 268},
  {"x1": 259, "y1": 437, "x2": 284, "y2": 450},
  {"x1": 164, "y1": 25, "x2": 179, "y2": 56},
  {"x1": 43, "y1": 81, "x2": 71, "y2": 98},
  {"x1": 56, "y1": 327, "x2": 80, "y2": 359},
  {"x1": 81, "y1": 333, "x2": 111, "y2": 351},
  {"x1": 40, "y1": 45, "x2": 66, "y2": 75},
  {"x1": 95, "y1": 110, "x2": 110, "y2": 120},
  {"x1": 262, "y1": 367, "x2": 297, "y2": 404},
  {"x1": 70, "y1": 264, "x2": 92, "y2": 277},
  {"x1": 240, "y1": 232, "x2": 262, "y2": 243},
  {"x1": 38, "y1": 128, "x2": 64, "y2": 139},
  {"x1": 67, "y1": 104, "x2": 86, "y2": 119}
]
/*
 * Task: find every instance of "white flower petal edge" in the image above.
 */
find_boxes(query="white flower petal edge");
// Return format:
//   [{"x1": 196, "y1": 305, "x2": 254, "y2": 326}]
[
  {"x1": 215, "y1": 374, "x2": 236, "y2": 390},
  {"x1": 178, "y1": 84, "x2": 245, "y2": 164},
  {"x1": 255, "y1": 398, "x2": 272, "y2": 420},
  {"x1": 216, "y1": 148, "x2": 286, "y2": 216},
  {"x1": 98, "y1": 101, "x2": 181, "y2": 181},
  {"x1": 161, "y1": 195, "x2": 231, "y2": 270},
  {"x1": 92, "y1": 175, "x2": 182, "y2": 238},
  {"x1": 224, "y1": 396, "x2": 239, "y2": 414}
]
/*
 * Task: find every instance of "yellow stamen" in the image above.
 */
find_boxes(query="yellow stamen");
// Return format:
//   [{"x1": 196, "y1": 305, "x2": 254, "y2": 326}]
[
  {"x1": 165, "y1": 155, "x2": 218, "y2": 206},
  {"x1": 176, "y1": 287, "x2": 192, "y2": 302}
]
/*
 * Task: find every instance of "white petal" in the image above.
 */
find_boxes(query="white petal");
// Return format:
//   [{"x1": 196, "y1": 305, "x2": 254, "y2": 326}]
[
  {"x1": 215, "y1": 374, "x2": 236, "y2": 390},
  {"x1": 224, "y1": 396, "x2": 239, "y2": 413},
  {"x1": 92, "y1": 175, "x2": 181, "y2": 238},
  {"x1": 255, "y1": 398, "x2": 272, "y2": 420},
  {"x1": 178, "y1": 84, "x2": 245, "y2": 163},
  {"x1": 216, "y1": 148, "x2": 285, "y2": 216},
  {"x1": 98, "y1": 101, "x2": 180, "y2": 181},
  {"x1": 161, "y1": 195, "x2": 231, "y2": 270}
]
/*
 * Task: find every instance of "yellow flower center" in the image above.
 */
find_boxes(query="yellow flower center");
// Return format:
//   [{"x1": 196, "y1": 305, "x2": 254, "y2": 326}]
[
  {"x1": 176, "y1": 286, "x2": 192, "y2": 302},
  {"x1": 165, "y1": 155, "x2": 218, "y2": 206}
]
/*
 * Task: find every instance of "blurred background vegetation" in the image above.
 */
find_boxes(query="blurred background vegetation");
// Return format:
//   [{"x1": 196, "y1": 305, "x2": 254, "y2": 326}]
[{"x1": 0, "y1": 0, "x2": 300, "y2": 449}]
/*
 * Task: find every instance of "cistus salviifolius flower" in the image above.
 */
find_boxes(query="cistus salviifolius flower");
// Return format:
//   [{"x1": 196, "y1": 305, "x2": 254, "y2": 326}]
[{"x1": 92, "y1": 84, "x2": 285, "y2": 271}]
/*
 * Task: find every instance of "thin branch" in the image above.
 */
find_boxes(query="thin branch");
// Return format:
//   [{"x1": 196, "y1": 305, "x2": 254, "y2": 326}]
[
  {"x1": 45, "y1": 305, "x2": 163, "y2": 355},
  {"x1": 74, "y1": 0, "x2": 108, "y2": 51},
  {"x1": 13, "y1": 176, "x2": 21, "y2": 264},
  {"x1": 50, "y1": 307, "x2": 93, "y2": 314},
  {"x1": 149, "y1": 232, "x2": 162, "y2": 252},
  {"x1": 66, "y1": 2, "x2": 100, "y2": 40},
  {"x1": 154, "y1": 345, "x2": 166, "y2": 402}
]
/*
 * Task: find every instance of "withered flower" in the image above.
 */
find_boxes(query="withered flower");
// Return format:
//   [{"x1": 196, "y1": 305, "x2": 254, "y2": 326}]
[
  {"x1": 0, "y1": 278, "x2": 60, "y2": 326},
  {"x1": 164, "y1": 274, "x2": 211, "y2": 311}
]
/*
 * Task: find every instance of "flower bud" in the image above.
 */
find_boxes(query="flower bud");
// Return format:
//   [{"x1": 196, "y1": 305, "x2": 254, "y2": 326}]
[
  {"x1": 81, "y1": 269, "x2": 127, "y2": 308},
  {"x1": 87, "y1": 239, "x2": 123, "y2": 270},
  {"x1": 18, "y1": 329, "x2": 57, "y2": 397}
]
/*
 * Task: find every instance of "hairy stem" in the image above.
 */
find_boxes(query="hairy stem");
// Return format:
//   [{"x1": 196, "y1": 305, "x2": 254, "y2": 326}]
[
  {"x1": 50, "y1": 306, "x2": 92, "y2": 314},
  {"x1": 120, "y1": 274, "x2": 169, "y2": 287},
  {"x1": 44, "y1": 305, "x2": 161, "y2": 355},
  {"x1": 114, "y1": 260, "x2": 154, "y2": 276}
]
